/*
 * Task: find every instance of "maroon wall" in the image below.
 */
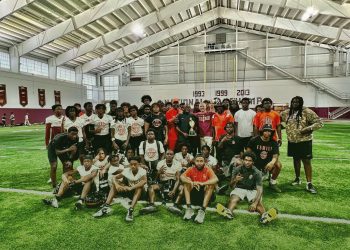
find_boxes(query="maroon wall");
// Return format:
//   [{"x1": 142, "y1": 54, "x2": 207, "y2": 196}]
[
  {"x1": 0, "y1": 108, "x2": 52, "y2": 124},
  {"x1": 310, "y1": 107, "x2": 350, "y2": 119}
]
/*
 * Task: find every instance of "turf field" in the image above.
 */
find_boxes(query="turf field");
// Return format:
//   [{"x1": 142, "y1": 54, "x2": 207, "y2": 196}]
[{"x1": 0, "y1": 123, "x2": 349, "y2": 249}]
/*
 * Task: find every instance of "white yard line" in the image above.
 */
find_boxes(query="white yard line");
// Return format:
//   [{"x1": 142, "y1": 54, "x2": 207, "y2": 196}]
[{"x1": 1, "y1": 187, "x2": 349, "y2": 225}]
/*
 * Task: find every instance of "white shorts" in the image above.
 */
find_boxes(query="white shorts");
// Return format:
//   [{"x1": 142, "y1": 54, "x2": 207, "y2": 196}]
[
  {"x1": 200, "y1": 136, "x2": 213, "y2": 149},
  {"x1": 230, "y1": 188, "x2": 257, "y2": 202}
]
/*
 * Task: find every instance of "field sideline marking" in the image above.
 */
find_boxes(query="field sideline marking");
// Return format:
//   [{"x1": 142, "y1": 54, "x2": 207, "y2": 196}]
[{"x1": 1, "y1": 187, "x2": 350, "y2": 225}]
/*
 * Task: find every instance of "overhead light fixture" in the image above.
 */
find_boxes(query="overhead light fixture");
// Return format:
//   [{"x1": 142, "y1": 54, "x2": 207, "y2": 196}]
[
  {"x1": 132, "y1": 24, "x2": 146, "y2": 37},
  {"x1": 301, "y1": 6, "x2": 319, "y2": 21}
]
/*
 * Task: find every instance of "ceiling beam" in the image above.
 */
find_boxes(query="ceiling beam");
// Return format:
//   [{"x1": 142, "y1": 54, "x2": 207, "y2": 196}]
[
  {"x1": 218, "y1": 7, "x2": 350, "y2": 43},
  {"x1": 0, "y1": 0, "x2": 36, "y2": 20},
  {"x1": 81, "y1": 9, "x2": 219, "y2": 73},
  {"x1": 14, "y1": 0, "x2": 138, "y2": 56},
  {"x1": 54, "y1": 0, "x2": 208, "y2": 66},
  {"x1": 247, "y1": 0, "x2": 350, "y2": 18}
]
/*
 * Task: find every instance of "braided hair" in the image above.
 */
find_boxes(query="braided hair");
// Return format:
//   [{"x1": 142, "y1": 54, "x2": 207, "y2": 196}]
[{"x1": 287, "y1": 96, "x2": 304, "y2": 128}]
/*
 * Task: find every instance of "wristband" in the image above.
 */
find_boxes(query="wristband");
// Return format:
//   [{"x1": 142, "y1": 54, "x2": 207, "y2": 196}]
[{"x1": 111, "y1": 138, "x2": 116, "y2": 141}]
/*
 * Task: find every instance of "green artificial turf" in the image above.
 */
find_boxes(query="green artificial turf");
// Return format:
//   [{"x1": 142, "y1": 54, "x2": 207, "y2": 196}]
[{"x1": 0, "y1": 192, "x2": 349, "y2": 250}]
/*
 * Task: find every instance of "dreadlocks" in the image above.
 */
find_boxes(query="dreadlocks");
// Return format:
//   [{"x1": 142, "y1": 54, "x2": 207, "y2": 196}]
[{"x1": 287, "y1": 96, "x2": 304, "y2": 128}]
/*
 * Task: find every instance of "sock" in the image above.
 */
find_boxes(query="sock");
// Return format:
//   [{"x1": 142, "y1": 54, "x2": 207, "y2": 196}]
[{"x1": 270, "y1": 179, "x2": 277, "y2": 185}]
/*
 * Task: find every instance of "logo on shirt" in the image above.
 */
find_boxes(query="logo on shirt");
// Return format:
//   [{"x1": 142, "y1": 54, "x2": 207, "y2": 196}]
[
  {"x1": 146, "y1": 148, "x2": 157, "y2": 159},
  {"x1": 116, "y1": 124, "x2": 126, "y2": 135},
  {"x1": 152, "y1": 119, "x2": 162, "y2": 128},
  {"x1": 131, "y1": 123, "x2": 142, "y2": 134}
]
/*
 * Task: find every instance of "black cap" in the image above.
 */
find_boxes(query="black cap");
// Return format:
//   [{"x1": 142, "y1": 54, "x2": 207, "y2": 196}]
[{"x1": 262, "y1": 124, "x2": 274, "y2": 132}]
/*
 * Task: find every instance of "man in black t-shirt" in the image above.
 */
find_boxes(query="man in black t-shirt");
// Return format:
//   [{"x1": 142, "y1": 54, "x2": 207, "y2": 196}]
[
  {"x1": 176, "y1": 105, "x2": 198, "y2": 154},
  {"x1": 247, "y1": 124, "x2": 282, "y2": 193},
  {"x1": 144, "y1": 103, "x2": 168, "y2": 146},
  {"x1": 218, "y1": 122, "x2": 244, "y2": 177},
  {"x1": 47, "y1": 127, "x2": 79, "y2": 189}
]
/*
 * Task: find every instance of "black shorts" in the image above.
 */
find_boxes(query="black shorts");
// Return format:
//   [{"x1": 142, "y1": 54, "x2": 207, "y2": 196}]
[
  {"x1": 129, "y1": 135, "x2": 144, "y2": 151},
  {"x1": 190, "y1": 186, "x2": 216, "y2": 206},
  {"x1": 288, "y1": 140, "x2": 313, "y2": 160},
  {"x1": 47, "y1": 143, "x2": 79, "y2": 163},
  {"x1": 93, "y1": 134, "x2": 112, "y2": 154}
]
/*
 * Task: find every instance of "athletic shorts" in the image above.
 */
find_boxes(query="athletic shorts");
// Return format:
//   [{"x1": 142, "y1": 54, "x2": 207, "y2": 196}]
[
  {"x1": 238, "y1": 136, "x2": 252, "y2": 149},
  {"x1": 93, "y1": 134, "x2": 112, "y2": 154},
  {"x1": 288, "y1": 140, "x2": 313, "y2": 160},
  {"x1": 190, "y1": 186, "x2": 216, "y2": 206},
  {"x1": 129, "y1": 135, "x2": 144, "y2": 151},
  {"x1": 230, "y1": 188, "x2": 258, "y2": 203}
]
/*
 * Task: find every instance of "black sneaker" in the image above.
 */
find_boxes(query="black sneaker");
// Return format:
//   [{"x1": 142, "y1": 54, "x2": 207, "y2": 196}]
[
  {"x1": 75, "y1": 199, "x2": 84, "y2": 210},
  {"x1": 306, "y1": 183, "x2": 317, "y2": 194},
  {"x1": 291, "y1": 177, "x2": 301, "y2": 186},
  {"x1": 125, "y1": 208, "x2": 134, "y2": 222},
  {"x1": 269, "y1": 183, "x2": 282, "y2": 193},
  {"x1": 139, "y1": 205, "x2": 158, "y2": 215}
]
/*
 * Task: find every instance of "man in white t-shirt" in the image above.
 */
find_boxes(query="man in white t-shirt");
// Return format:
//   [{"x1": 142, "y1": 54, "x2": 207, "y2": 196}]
[
  {"x1": 139, "y1": 129, "x2": 165, "y2": 183},
  {"x1": 202, "y1": 145, "x2": 218, "y2": 169},
  {"x1": 114, "y1": 107, "x2": 129, "y2": 153},
  {"x1": 140, "y1": 150, "x2": 182, "y2": 214},
  {"x1": 126, "y1": 105, "x2": 144, "y2": 154},
  {"x1": 174, "y1": 144, "x2": 194, "y2": 170},
  {"x1": 43, "y1": 155, "x2": 98, "y2": 210},
  {"x1": 88, "y1": 104, "x2": 117, "y2": 154},
  {"x1": 234, "y1": 98, "x2": 256, "y2": 149},
  {"x1": 93, "y1": 156, "x2": 147, "y2": 222}
]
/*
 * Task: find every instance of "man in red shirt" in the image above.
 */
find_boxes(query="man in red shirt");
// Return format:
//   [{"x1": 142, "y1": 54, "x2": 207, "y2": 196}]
[
  {"x1": 194, "y1": 102, "x2": 215, "y2": 150},
  {"x1": 253, "y1": 98, "x2": 282, "y2": 146},
  {"x1": 165, "y1": 98, "x2": 181, "y2": 151},
  {"x1": 180, "y1": 154, "x2": 218, "y2": 224}
]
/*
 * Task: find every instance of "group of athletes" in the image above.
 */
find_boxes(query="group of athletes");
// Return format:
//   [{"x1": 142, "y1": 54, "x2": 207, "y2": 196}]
[{"x1": 42, "y1": 95, "x2": 323, "y2": 223}]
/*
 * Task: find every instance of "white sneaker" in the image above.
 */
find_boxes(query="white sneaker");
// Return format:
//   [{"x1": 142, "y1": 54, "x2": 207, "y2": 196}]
[
  {"x1": 183, "y1": 207, "x2": 195, "y2": 221},
  {"x1": 75, "y1": 199, "x2": 83, "y2": 210},
  {"x1": 194, "y1": 209, "x2": 206, "y2": 224},
  {"x1": 125, "y1": 208, "x2": 134, "y2": 222},
  {"x1": 93, "y1": 206, "x2": 112, "y2": 218},
  {"x1": 47, "y1": 178, "x2": 52, "y2": 184}
]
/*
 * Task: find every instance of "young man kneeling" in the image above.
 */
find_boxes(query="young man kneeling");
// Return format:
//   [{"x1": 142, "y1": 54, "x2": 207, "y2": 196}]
[
  {"x1": 180, "y1": 154, "x2": 218, "y2": 224},
  {"x1": 93, "y1": 156, "x2": 147, "y2": 222},
  {"x1": 43, "y1": 155, "x2": 98, "y2": 209}
]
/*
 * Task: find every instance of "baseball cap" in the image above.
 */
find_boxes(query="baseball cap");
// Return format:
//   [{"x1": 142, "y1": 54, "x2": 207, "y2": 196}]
[{"x1": 262, "y1": 124, "x2": 274, "y2": 131}]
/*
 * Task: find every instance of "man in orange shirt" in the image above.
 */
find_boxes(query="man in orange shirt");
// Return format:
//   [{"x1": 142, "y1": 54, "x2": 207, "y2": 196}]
[
  {"x1": 253, "y1": 98, "x2": 282, "y2": 146},
  {"x1": 180, "y1": 154, "x2": 218, "y2": 224},
  {"x1": 165, "y1": 98, "x2": 181, "y2": 151}
]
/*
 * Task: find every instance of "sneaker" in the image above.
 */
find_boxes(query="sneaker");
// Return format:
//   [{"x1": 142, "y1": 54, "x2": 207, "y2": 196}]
[
  {"x1": 42, "y1": 198, "x2": 58, "y2": 208},
  {"x1": 262, "y1": 172, "x2": 269, "y2": 181},
  {"x1": 125, "y1": 208, "x2": 134, "y2": 222},
  {"x1": 93, "y1": 205, "x2": 112, "y2": 218},
  {"x1": 306, "y1": 183, "x2": 317, "y2": 194},
  {"x1": 139, "y1": 205, "x2": 158, "y2": 215},
  {"x1": 291, "y1": 177, "x2": 302, "y2": 186},
  {"x1": 216, "y1": 203, "x2": 233, "y2": 220},
  {"x1": 260, "y1": 208, "x2": 278, "y2": 224},
  {"x1": 194, "y1": 209, "x2": 206, "y2": 224},
  {"x1": 47, "y1": 178, "x2": 52, "y2": 184},
  {"x1": 269, "y1": 183, "x2": 282, "y2": 193},
  {"x1": 167, "y1": 205, "x2": 183, "y2": 216},
  {"x1": 75, "y1": 199, "x2": 84, "y2": 210},
  {"x1": 183, "y1": 207, "x2": 195, "y2": 221}
]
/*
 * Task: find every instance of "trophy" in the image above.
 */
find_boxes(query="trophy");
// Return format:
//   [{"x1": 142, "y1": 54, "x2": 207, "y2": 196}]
[{"x1": 188, "y1": 117, "x2": 197, "y2": 136}]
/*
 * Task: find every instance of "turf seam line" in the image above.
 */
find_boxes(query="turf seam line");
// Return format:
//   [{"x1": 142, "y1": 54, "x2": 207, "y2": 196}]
[{"x1": 1, "y1": 187, "x2": 349, "y2": 225}]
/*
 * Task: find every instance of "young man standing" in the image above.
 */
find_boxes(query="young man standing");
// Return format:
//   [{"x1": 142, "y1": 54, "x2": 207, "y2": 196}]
[
  {"x1": 139, "y1": 129, "x2": 165, "y2": 182},
  {"x1": 201, "y1": 145, "x2": 218, "y2": 170},
  {"x1": 180, "y1": 154, "x2": 218, "y2": 224},
  {"x1": 107, "y1": 100, "x2": 118, "y2": 120},
  {"x1": 145, "y1": 103, "x2": 168, "y2": 147},
  {"x1": 93, "y1": 156, "x2": 147, "y2": 222},
  {"x1": 166, "y1": 98, "x2": 181, "y2": 151},
  {"x1": 113, "y1": 107, "x2": 129, "y2": 153},
  {"x1": 254, "y1": 98, "x2": 282, "y2": 146},
  {"x1": 194, "y1": 102, "x2": 215, "y2": 150},
  {"x1": 9, "y1": 112, "x2": 15, "y2": 127},
  {"x1": 140, "y1": 150, "x2": 182, "y2": 213},
  {"x1": 218, "y1": 122, "x2": 244, "y2": 177},
  {"x1": 174, "y1": 144, "x2": 194, "y2": 170},
  {"x1": 126, "y1": 105, "x2": 144, "y2": 154},
  {"x1": 47, "y1": 127, "x2": 79, "y2": 189},
  {"x1": 89, "y1": 104, "x2": 117, "y2": 154},
  {"x1": 176, "y1": 104, "x2": 198, "y2": 154},
  {"x1": 24, "y1": 113, "x2": 31, "y2": 126},
  {"x1": 281, "y1": 96, "x2": 323, "y2": 194},
  {"x1": 1, "y1": 113, "x2": 6, "y2": 127},
  {"x1": 247, "y1": 124, "x2": 282, "y2": 193},
  {"x1": 43, "y1": 155, "x2": 98, "y2": 209},
  {"x1": 234, "y1": 98, "x2": 256, "y2": 148},
  {"x1": 139, "y1": 95, "x2": 152, "y2": 116},
  {"x1": 80, "y1": 102, "x2": 94, "y2": 153},
  {"x1": 222, "y1": 152, "x2": 272, "y2": 222},
  {"x1": 45, "y1": 104, "x2": 64, "y2": 148}
]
